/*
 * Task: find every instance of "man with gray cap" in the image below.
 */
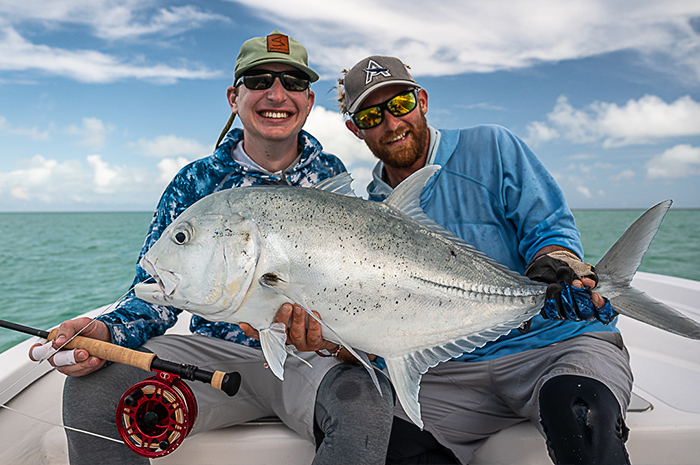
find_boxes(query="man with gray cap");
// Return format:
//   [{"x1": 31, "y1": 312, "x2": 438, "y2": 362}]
[
  {"x1": 338, "y1": 56, "x2": 632, "y2": 464},
  {"x1": 41, "y1": 33, "x2": 394, "y2": 465}
]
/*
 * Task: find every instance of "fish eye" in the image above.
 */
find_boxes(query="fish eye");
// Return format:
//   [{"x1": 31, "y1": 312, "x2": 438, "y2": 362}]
[{"x1": 171, "y1": 223, "x2": 193, "y2": 245}]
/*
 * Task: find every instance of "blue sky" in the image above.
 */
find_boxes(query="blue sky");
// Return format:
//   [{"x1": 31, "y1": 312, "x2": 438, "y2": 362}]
[{"x1": 1, "y1": 0, "x2": 699, "y2": 212}]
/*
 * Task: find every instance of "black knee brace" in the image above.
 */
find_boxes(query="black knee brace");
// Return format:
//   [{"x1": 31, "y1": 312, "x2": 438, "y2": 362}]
[{"x1": 539, "y1": 375, "x2": 630, "y2": 465}]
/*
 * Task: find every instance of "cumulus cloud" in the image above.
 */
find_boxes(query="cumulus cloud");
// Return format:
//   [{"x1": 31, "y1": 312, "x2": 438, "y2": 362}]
[
  {"x1": 157, "y1": 157, "x2": 191, "y2": 185},
  {"x1": 303, "y1": 105, "x2": 377, "y2": 196},
  {"x1": 135, "y1": 135, "x2": 209, "y2": 158},
  {"x1": 0, "y1": 154, "x2": 167, "y2": 208},
  {"x1": 66, "y1": 117, "x2": 112, "y2": 149},
  {"x1": 646, "y1": 144, "x2": 700, "y2": 178},
  {"x1": 527, "y1": 95, "x2": 700, "y2": 147}
]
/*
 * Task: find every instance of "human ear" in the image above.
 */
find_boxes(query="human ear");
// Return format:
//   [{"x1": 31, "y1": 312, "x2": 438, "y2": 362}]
[
  {"x1": 227, "y1": 86, "x2": 238, "y2": 113},
  {"x1": 417, "y1": 88, "x2": 428, "y2": 115},
  {"x1": 345, "y1": 119, "x2": 364, "y2": 140}
]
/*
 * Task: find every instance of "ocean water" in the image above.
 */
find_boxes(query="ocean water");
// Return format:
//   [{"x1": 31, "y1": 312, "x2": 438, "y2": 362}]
[{"x1": 1, "y1": 209, "x2": 698, "y2": 353}]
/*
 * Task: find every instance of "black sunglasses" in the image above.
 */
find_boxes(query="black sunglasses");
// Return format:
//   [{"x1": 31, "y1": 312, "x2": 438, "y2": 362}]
[
  {"x1": 235, "y1": 70, "x2": 310, "y2": 92},
  {"x1": 351, "y1": 90, "x2": 419, "y2": 130}
]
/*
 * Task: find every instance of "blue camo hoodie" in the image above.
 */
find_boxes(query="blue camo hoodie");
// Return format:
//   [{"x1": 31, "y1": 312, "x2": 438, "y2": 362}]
[{"x1": 97, "y1": 128, "x2": 346, "y2": 349}]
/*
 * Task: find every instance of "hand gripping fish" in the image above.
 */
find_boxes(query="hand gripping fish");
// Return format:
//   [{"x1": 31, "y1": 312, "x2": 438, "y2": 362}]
[{"x1": 134, "y1": 165, "x2": 700, "y2": 428}]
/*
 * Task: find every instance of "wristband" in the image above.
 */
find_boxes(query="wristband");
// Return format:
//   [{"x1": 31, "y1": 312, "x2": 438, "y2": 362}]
[{"x1": 315, "y1": 345, "x2": 342, "y2": 358}]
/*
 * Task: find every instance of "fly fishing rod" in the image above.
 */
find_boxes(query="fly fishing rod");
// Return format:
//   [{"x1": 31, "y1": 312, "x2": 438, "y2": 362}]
[{"x1": 0, "y1": 318, "x2": 242, "y2": 458}]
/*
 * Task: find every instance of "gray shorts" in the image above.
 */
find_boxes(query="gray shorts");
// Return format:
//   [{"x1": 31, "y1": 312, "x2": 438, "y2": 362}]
[
  {"x1": 392, "y1": 332, "x2": 633, "y2": 464},
  {"x1": 143, "y1": 334, "x2": 342, "y2": 442}
]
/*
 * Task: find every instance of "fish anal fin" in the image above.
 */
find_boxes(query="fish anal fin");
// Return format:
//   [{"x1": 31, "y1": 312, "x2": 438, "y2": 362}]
[{"x1": 385, "y1": 355, "x2": 424, "y2": 429}]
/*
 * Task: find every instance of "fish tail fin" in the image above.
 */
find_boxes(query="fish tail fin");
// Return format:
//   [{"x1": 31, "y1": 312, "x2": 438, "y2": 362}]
[{"x1": 596, "y1": 200, "x2": 700, "y2": 339}]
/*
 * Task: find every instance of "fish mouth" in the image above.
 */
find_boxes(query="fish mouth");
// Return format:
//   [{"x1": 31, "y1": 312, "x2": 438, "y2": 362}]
[{"x1": 139, "y1": 257, "x2": 180, "y2": 297}]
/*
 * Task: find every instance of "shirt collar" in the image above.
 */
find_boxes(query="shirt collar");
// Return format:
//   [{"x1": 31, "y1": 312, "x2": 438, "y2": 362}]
[{"x1": 367, "y1": 126, "x2": 440, "y2": 200}]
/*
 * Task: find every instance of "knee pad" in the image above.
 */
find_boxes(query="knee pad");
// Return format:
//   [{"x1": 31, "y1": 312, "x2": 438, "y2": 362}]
[{"x1": 539, "y1": 375, "x2": 630, "y2": 465}]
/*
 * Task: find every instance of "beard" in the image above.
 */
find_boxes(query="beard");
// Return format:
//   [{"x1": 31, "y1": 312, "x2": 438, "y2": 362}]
[{"x1": 365, "y1": 110, "x2": 430, "y2": 169}]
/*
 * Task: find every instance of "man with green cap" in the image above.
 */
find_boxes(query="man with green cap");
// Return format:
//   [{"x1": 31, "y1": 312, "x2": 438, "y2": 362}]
[{"x1": 46, "y1": 32, "x2": 394, "y2": 465}]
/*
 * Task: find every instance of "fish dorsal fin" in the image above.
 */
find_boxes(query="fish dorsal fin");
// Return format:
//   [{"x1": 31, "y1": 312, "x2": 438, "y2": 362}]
[
  {"x1": 313, "y1": 172, "x2": 356, "y2": 197},
  {"x1": 384, "y1": 165, "x2": 463, "y2": 240},
  {"x1": 384, "y1": 165, "x2": 440, "y2": 215},
  {"x1": 386, "y1": 307, "x2": 541, "y2": 428},
  {"x1": 385, "y1": 165, "x2": 534, "y2": 285}
]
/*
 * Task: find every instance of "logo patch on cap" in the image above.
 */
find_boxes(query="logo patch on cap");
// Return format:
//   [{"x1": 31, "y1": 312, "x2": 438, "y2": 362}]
[
  {"x1": 267, "y1": 34, "x2": 290, "y2": 54},
  {"x1": 363, "y1": 59, "x2": 391, "y2": 84}
]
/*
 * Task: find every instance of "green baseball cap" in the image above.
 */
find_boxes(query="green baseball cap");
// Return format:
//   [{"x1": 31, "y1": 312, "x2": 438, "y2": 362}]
[{"x1": 234, "y1": 30, "x2": 319, "y2": 82}]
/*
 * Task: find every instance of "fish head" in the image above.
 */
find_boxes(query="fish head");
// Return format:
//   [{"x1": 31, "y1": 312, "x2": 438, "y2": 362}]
[{"x1": 135, "y1": 208, "x2": 260, "y2": 321}]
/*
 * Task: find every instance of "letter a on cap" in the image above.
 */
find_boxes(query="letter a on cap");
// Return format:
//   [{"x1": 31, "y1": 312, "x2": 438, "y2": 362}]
[
  {"x1": 267, "y1": 33, "x2": 290, "y2": 54},
  {"x1": 364, "y1": 59, "x2": 391, "y2": 84}
]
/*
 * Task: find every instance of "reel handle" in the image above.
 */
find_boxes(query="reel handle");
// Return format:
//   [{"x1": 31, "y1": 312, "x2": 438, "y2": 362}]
[{"x1": 46, "y1": 329, "x2": 240, "y2": 396}]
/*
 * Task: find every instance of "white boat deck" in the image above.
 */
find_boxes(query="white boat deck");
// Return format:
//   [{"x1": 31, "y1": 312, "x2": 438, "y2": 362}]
[{"x1": 1, "y1": 271, "x2": 700, "y2": 464}]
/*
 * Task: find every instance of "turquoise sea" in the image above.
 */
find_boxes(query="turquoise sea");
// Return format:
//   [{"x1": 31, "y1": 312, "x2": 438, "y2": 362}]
[{"x1": 1, "y1": 209, "x2": 699, "y2": 353}]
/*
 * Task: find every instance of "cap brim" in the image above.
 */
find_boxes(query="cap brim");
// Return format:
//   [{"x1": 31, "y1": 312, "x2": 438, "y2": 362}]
[
  {"x1": 236, "y1": 58, "x2": 319, "y2": 82},
  {"x1": 348, "y1": 80, "x2": 419, "y2": 113}
]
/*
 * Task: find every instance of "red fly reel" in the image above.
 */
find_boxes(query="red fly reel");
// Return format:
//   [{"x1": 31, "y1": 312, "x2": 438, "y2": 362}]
[{"x1": 116, "y1": 370, "x2": 197, "y2": 458}]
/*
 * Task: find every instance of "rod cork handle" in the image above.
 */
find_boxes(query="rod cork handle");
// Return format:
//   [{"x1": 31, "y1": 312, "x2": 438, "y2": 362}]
[{"x1": 47, "y1": 328, "x2": 156, "y2": 372}]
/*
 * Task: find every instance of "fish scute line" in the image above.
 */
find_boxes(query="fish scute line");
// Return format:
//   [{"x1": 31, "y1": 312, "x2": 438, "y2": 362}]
[{"x1": 409, "y1": 274, "x2": 538, "y2": 302}]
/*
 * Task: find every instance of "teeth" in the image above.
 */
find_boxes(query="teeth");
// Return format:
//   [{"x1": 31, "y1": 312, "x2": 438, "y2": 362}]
[
  {"x1": 261, "y1": 111, "x2": 290, "y2": 119},
  {"x1": 389, "y1": 131, "x2": 408, "y2": 143}
]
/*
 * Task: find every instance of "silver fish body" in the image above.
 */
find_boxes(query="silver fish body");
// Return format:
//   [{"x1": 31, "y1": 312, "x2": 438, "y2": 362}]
[{"x1": 135, "y1": 166, "x2": 700, "y2": 427}]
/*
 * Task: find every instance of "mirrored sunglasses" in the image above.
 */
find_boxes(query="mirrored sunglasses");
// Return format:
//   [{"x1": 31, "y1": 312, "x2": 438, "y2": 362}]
[
  {"x1": 351, "y1": 90, "x2": 419, "y2": 130},
  {"x1": 235, "y1": 70, "x2": 310, "y2": 92}
]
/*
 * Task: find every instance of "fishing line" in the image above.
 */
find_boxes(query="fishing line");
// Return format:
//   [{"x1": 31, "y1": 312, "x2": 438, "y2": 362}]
[
  {"x1": 1, "y1": 404, "x2": 122, "y2": 444},
  {"x1": 0, "y1": 293, "x2": 129, "y2": 445}
]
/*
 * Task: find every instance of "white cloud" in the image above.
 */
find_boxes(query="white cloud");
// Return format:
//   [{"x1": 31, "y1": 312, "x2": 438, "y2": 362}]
[
  {"x1": 0, "y1": 115, "x2": 50, "y2": 140},
  {"x1": 227, "y1": 0, "x2": 700, "y2": 81},
  {"x1": 0, "y1": 1, "x2": 228, "y2": 83},
  {"x1": 576, "y1": 185, "x2": 592, "y2": 198},
  {"x1": 135, "y1": 135, "x2": 208, "y2": 158},
  {"x1": 529, "y1": 95, "x2": 700, "y2": 147},
  {"x1": 611, "y1": 169, "x2": 636, "y2": 181},
  {"x1": 66, "y1": 117, "x2": 112, "y2": 149},
  {"x1": 0, "y1": 154, "x2": 166, "y2": 208},
  {"x1": 646, "y1": 144, "x2": 700, "y2": 178},
  {"x1": 0, "y1": 25, "x2": 220, "y2": 84},
  {"x1": 525, "y1": 121, "x2": 560, "y2": 146},
  {"x1": 157, "y1": 157, "x2": 191, "y2": 185},
  {"x1": 0, "y1": 1, "x2": 229, "y2": 40},
  {"x1": 303, "y1": 105, "x2": 377, "y2": 196}
]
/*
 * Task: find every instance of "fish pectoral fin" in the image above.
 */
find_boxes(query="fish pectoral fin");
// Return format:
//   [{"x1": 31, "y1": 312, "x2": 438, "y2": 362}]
[
  {"x1": 259, "y1": 322, "x2": 288, "y2": 381},
  {"x1": 260, "y1": 275, "x2": 310, "y2": 308},
  {"x1": 260, "y1": 274, "x2": 382, "y2": 394},
  {"x1": 285, "y1": 345, "x2": 313, "y2": 369},
  {"x1": 260, "y1": 275, "x2": 383, "y2": 395},
  {"x1": 385, "y1": 355, "x2": 424, "y2": 429}
]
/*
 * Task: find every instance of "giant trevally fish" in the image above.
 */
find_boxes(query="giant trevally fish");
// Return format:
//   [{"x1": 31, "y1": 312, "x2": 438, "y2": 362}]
[{"x1": 134, "y1": 165, "x2": 700, "y2": 427}]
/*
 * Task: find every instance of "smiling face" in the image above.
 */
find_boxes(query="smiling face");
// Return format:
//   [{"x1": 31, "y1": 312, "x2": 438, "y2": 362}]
[
  {"x1": 346, "y1": 85, "x2": 430, "y2": 177},
  {"x1": 228, "y1": 62, "x2": 315, "y2": 150}
]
